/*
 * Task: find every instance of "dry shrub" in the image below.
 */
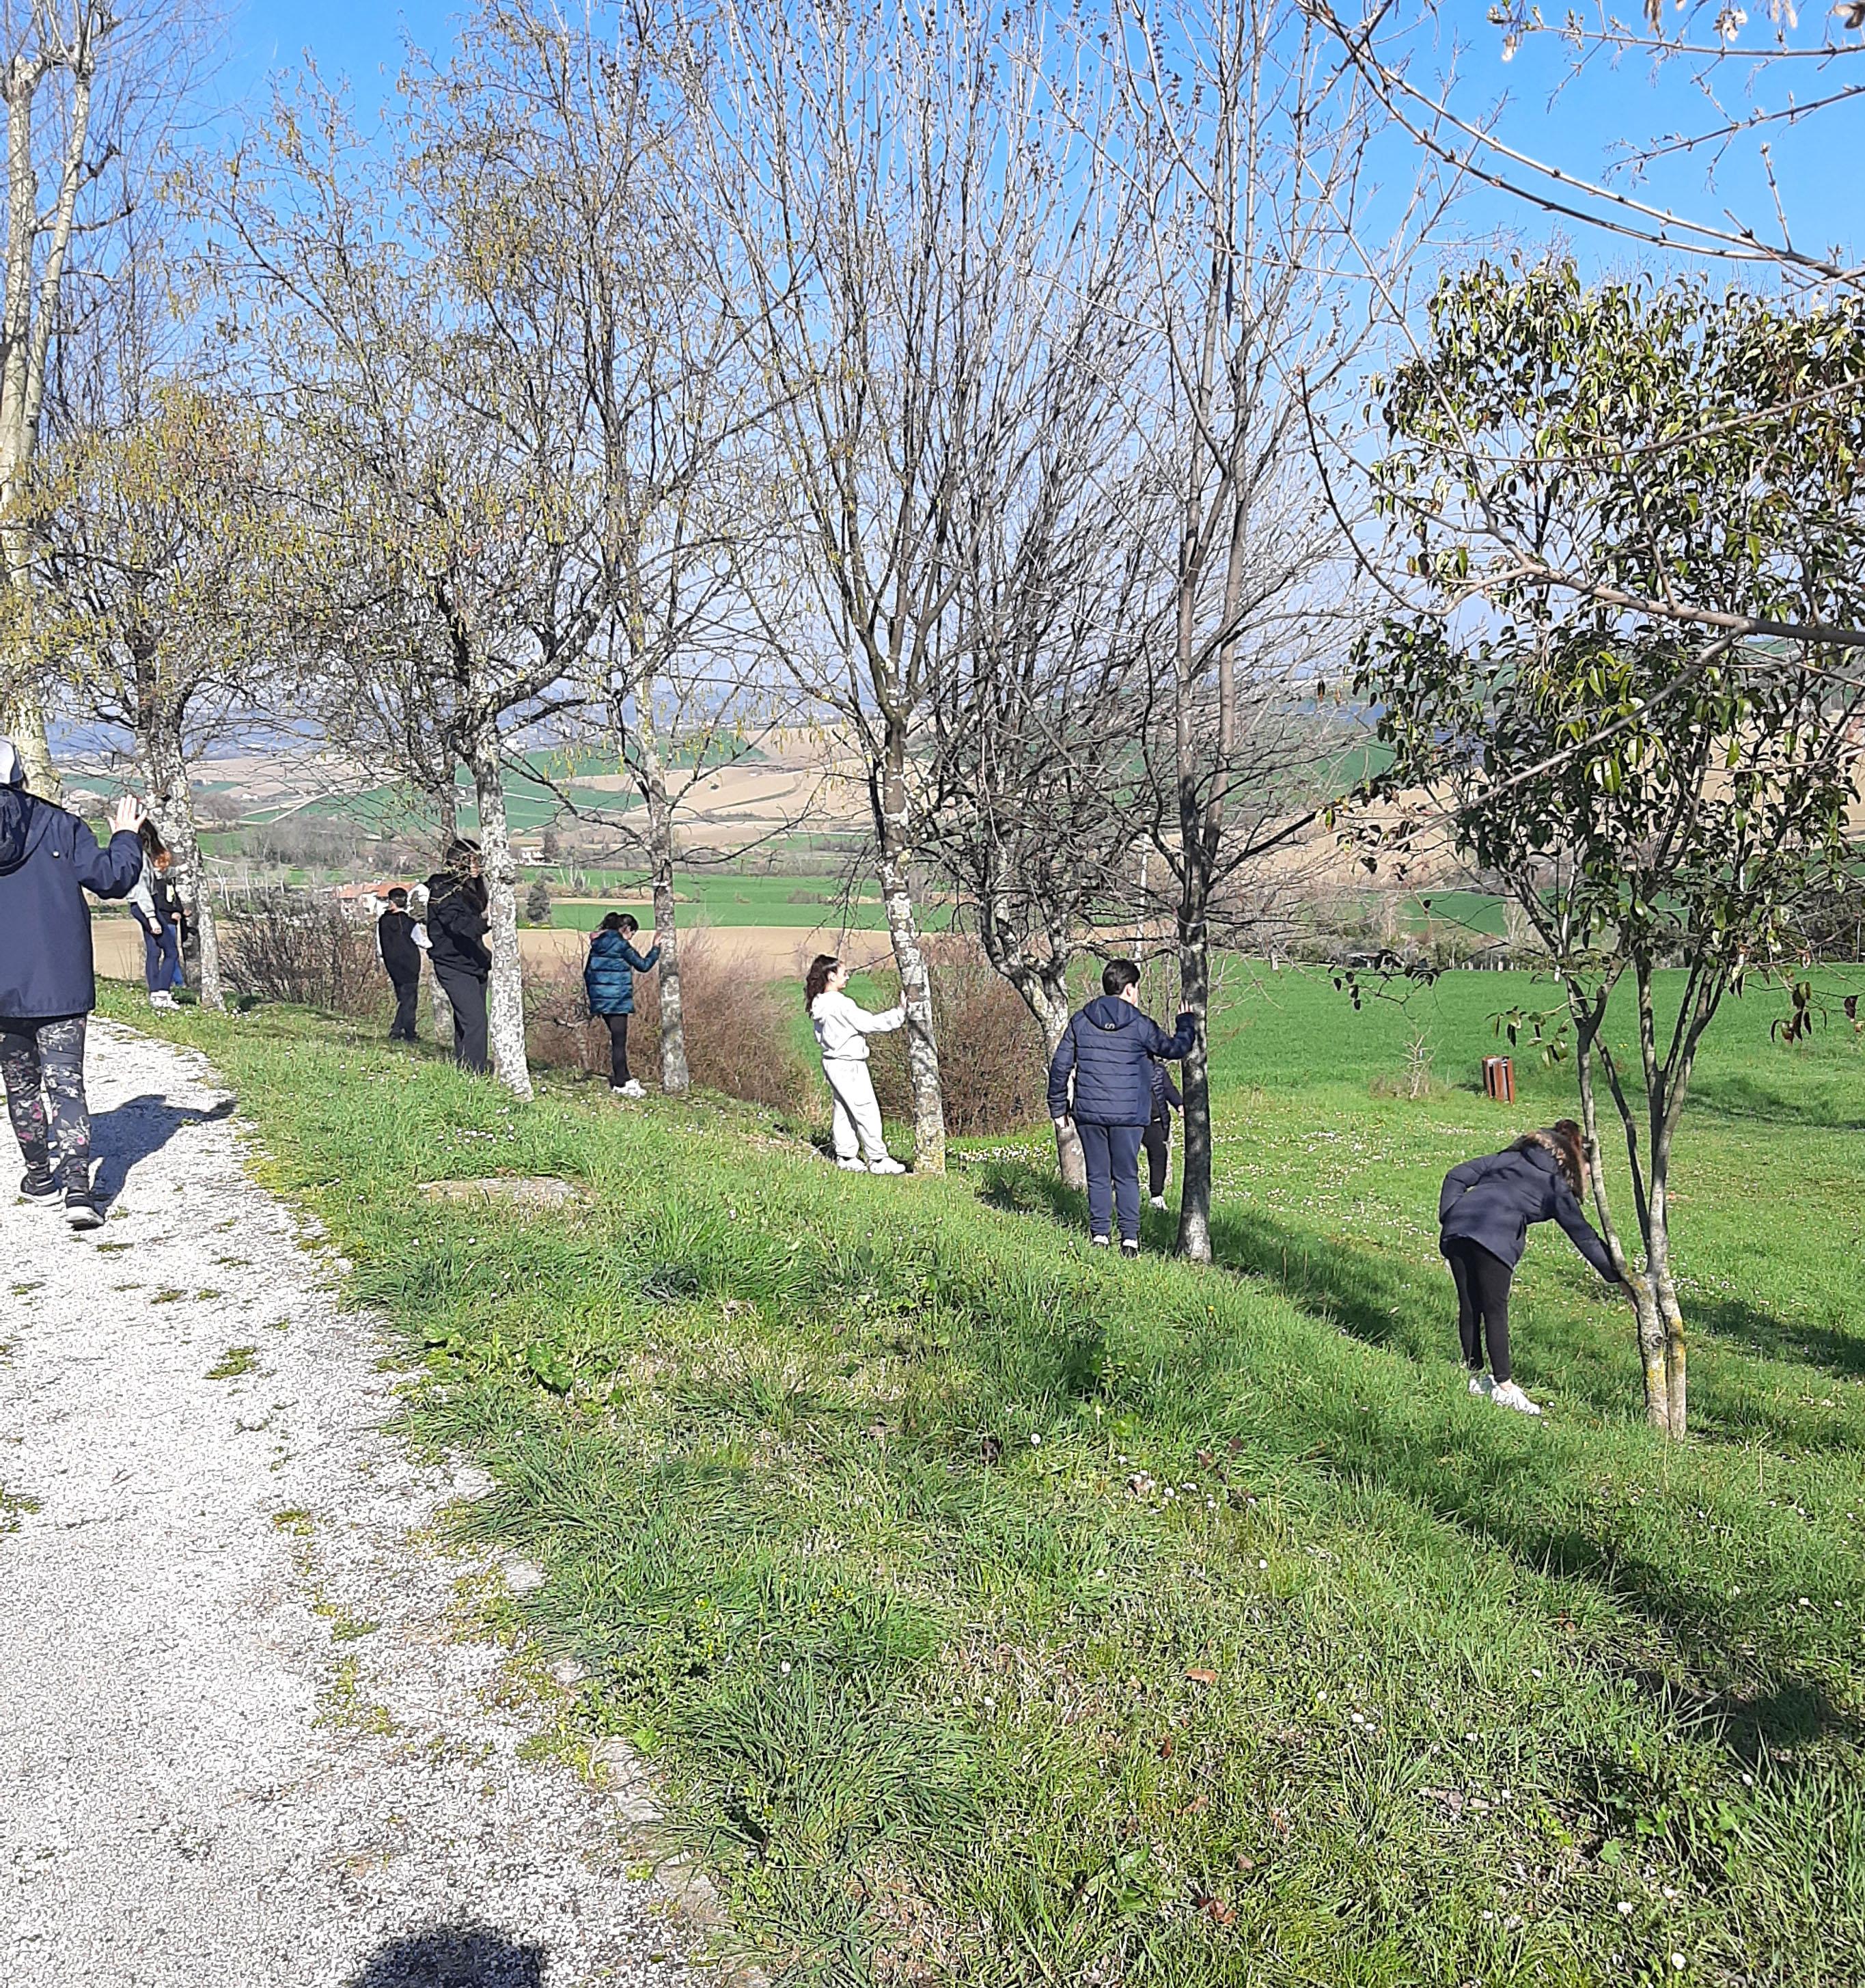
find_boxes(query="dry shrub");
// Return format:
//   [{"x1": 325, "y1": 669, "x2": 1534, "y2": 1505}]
[
  {"x1": 221, "y1": 889, "x2": 382, "y2": 1017},
  {"x1": 865, "y1": 937, "x2": 1049, "y2": 1136},
  {"x1": 526, "y1": 929, "x2": 812, "y2": 1112}
]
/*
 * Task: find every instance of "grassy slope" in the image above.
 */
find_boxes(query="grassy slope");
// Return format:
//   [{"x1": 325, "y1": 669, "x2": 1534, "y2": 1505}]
[{"x1": 118, "y1": 970, "x2": 1865, "y2": 1988}]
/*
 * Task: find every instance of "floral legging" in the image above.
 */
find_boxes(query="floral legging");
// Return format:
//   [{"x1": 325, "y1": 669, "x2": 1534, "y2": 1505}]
[{"x1": 0, "y1": 1016, "x2": 90, "y2": 1192}]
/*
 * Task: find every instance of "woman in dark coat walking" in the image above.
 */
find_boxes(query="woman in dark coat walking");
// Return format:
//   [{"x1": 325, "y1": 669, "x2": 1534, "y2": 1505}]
[
  {"x1": 423, "y1": 840, "x2": 492, "y2": 1075},
  {"x1": 1439, "y1": 1119, "x2": 1620, "y2": 1417},
  {"x1": 583, "y1": 913, "x2": 660, "y2": 1097}
]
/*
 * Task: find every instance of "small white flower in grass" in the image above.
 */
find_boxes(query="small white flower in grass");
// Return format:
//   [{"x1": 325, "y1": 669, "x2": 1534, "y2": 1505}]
[
  {"x1": 1617, "y1": 1903, "x2": 1634, "y2": 1916},
  {"x1": 1661, "y1": 1886, "x2": 1678, "y2": 1900},
  {"x1": 1530, "y1": 1668, "x2": 1543, "y2": 1679},
  {"x1": 1350, "y1": 1711, "x2": 1366, "y2": 1726},
  {"x1": 1672, "y1": 1955, "x2": 1686, "y2": 1972},
  {"x1": 982, "y1": 1695, "x2": 996, "y2": 1710},
  {"x1": 1465, "y1": 1732, "x2": 1478, "y2": 1743},
  {"x1": 779, "y1": 1661, "x2": 791, "y2": 1676},
  {"x1": 1741, "y1": 1773, "x2": 1754, "y2": 1786},
  {"x1": 1258, "y1": 1558, "x2": 1269, "y2": 1569},
  {"x1": 1030, "y1": 1433, "x2": 1041, "y2": 1446}
]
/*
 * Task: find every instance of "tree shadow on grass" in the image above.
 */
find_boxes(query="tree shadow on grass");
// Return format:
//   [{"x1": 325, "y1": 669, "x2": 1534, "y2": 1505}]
[
  {"x1": 1689, "y1": 1295, "x2": 1865, "y2": 1382},
  {"x1": 344, "y1": 1925, "x2": 544, "y2": 1987},
  {"x1": 972, "y1": 1154, "x2": 1862, "y2": 1758},
  {"x1": 1690, "y1": 1071, "x2": 1865, "y2": 1133}
]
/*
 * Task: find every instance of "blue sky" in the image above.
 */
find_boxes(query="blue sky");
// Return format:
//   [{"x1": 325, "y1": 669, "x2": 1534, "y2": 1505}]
[{"x1": 227, "y1": 2, "x2": 1857, "y2": 280}]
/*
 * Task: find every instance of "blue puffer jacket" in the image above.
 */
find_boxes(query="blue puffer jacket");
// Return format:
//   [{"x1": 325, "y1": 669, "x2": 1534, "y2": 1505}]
[
  {"x1": 0, "y1": 787, "x2": 144, "y2": 1021},
  {"x1": 1047, "y1": 995, "x2": 1198, "y2": 1127},
  {"x1": 1439, "y1": 1135, "x2": 1619, "y2": 1279},
  {"x1": 583, "y1": 927, "x2": 661, "y2": 1016}
]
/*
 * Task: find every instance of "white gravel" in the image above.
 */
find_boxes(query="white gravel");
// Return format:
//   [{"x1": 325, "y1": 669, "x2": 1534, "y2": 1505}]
[{"x1": 0, "y1": 1021, "x2": 708, "y2": 1987}]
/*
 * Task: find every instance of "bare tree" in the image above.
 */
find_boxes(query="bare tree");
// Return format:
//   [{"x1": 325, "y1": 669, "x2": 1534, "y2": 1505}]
[
  {"x1": 701, "y1": 0, "x2": 1117, "y2": 1172},
  {"x1": 424, "y1": 1, "x2": 785, "y2": 1096},
  {"x1": 1111, "y1": 0, "x2": 1435, "y2": 1260},
  {"x1": 191, "y1": 75, "x2": 604, "y2": 1098}
]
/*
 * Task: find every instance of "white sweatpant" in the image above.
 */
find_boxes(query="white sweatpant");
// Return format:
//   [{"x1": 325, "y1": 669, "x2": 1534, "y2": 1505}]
[{"x1": 822, "y1": 1057, "x2": 889, "y2": 1163}]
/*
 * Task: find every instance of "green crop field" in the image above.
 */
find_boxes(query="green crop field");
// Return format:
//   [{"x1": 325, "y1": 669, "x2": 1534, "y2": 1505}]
[
  {"x1": 534, "y1": 875, "x2": 951, "y2": 933},
  {"x1": 120, "y1": 965, "x2": 1865, "y2": 1986}
]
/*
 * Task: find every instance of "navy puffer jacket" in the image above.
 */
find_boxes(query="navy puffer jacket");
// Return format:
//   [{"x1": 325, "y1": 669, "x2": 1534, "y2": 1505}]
[
  {"x1": 0, "y1": 787, "x2": 143, "y2": 1021},
  {"x1": 1439, "y1": 1135, "x2": 1619, "y2": 1279},
  {"x1": 1047, "y1": 995, "x2": 1198, "y2": 1127},
  {"x1": 583, "y1": 927, "x2": 660, "y2": 1016}
]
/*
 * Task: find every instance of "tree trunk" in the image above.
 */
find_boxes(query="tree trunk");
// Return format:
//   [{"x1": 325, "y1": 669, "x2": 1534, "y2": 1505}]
[
  {"x1": 876, "y1": 736, "x2": 944, "y2": 1173},
  {"x1": 428, "y1": 775, "x2": 457, "y2": 1042},
  {"x1": 145, "y1": 721, "x2": 225, "y2": 1012},
  {"x1": 1003, "y1": 960, "x2": 1086, "y2": 1191},
  {"x1": 1175, "y1": 904, "x2": 1213, "y2": 1264},
  {"x1": 469, "y1": 733, "x2": 534, "y2": 1101},
  {"x1": 634, "y1": 700, "x2": 690, "y2": 1096}
]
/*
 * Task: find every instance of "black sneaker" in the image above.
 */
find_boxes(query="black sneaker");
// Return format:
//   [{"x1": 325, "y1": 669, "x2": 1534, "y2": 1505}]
[
  {"x1": 1120, "y1": 1238, "x2": 1141, "y2": 1259},
  {"x1": 64, "y1": 1190, "x2": 105, "y2": 1232},
  {"x1": 19, "y1": 1171, "x2": 60, "y2": 1204}
]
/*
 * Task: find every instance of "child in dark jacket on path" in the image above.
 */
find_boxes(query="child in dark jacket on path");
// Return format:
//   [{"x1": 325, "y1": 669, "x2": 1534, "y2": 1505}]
[
  {"x1": 1439, "y1": 1118, "x2": 1622, "y2": 1418},
  {"x1": 1142, "y1": 1057, "x2": 1182, "y2": 1210}
]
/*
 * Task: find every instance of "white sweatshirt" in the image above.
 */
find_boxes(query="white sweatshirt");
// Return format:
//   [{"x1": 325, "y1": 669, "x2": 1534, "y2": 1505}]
[{"x1": 811, "y1": 989, "x2": 905, "y2": 1062}]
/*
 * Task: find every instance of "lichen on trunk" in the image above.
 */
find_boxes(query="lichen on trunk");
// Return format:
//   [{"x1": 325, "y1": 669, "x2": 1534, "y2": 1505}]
[{"x1": 469, "y1": 736, "x2": 534, "y2": 1101}]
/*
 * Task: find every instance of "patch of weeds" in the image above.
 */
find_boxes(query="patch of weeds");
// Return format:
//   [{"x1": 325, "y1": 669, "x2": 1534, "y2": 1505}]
[
  {"x1": 271, "y1": 1507, "x2": 315, "y2": 1536},
  {"x1": 1, "y1": 1485, "x2": 42, "y2": 1534},
  {"x1": 330, "y1": 1610, "x2": 381, "y2": 1643},
  {"x1": 314, "y1": 1655, "x2": 396, "y2": 1737},
  {"x1": 206, "y1": 1344, "x2": 260, "y2": 1379},
  {"x1": 195, "y1": 1288, "x2": 225, "y2": 1302},
  {"x1": 94, "y1": 1242, "x2": 131, "y2": 1256},
  {"x1": 152, "y1": 1288, "x2": 186, "y2": 1306},
  {"x1": 10, "y1": 1280, "x2": 42, "y2": 1295}
]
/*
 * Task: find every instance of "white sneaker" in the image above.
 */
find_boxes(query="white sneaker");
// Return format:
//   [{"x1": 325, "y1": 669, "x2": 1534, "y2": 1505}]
[
  {"x1": 1489, "y1": 1379, "x2": 1543, "y2": 1418},
  {"x1": 1149, "y1": 1195, "x2": 1167, "y2": 1211},
  {"x1": 620, "y1": 1079, "x2": 646, "y2": 1098},
  {"x1": 835, "y1": 1157, "x2": 867, "y2": 1171},
  {"x1": 866, "y1": 1157, "x2": 907, "y2": 1175},
  {"x1": 148, "y1": 991, "x2": 178, "y2": 1010},
  {"x1": 1467, "y1": 1372, "x2": 1494, "y2": 1398},
  {"x1": 1090, "y1": 1234, "x2": 1110, "y2": 1248}
]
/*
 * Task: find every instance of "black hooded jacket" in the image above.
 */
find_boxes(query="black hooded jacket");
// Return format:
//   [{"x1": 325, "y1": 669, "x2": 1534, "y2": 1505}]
[
  {"x1": 0, "y1": 787, "x2": 144, "y2": 1021},
  {"x1": 1439, "y1": 1135, "x2": 1619, "y2": 1280},
  {"x1": 424, "y1": 870, "x2": 491, "y2": 978}
]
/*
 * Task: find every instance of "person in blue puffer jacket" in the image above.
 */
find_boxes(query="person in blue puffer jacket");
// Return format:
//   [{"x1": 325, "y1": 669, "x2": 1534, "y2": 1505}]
[
  {"x1": 1047, "y1": 958, "x2": 1197, "y2": 1256},
  {"x1": 583, "y1": 912, "x2": 661, "y2": 1097}
]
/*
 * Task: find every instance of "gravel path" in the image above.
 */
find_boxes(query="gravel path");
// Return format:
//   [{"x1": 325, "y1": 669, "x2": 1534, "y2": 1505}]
[{"x1": 0, "y1": 1021, "x2": 702, "y2": 1988}]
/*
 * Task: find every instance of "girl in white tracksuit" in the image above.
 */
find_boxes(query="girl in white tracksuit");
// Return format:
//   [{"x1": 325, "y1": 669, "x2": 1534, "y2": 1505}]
[{"x1": 804, "y1": 952, "x2": 907, "y2": 1173}]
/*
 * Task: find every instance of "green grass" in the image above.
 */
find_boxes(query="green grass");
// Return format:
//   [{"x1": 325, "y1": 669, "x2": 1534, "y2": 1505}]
[
  {"x1": 534, "y1": 874, "x2": 953, "y2": 933},
  {"x1": 117, "y1": 969, "x2": 1865, "y2": 1986}
]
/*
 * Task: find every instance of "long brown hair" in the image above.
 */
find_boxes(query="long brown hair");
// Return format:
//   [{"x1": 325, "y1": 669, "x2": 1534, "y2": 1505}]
[
  {"x1": 803, "y1": 954, "x2": 838, "y2": 1010},
  {"x1": 1517, "y1": 1119, "x2": 1586, "y2": 1191}
]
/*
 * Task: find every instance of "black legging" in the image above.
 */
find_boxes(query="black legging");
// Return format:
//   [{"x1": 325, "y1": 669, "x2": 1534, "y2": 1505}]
[
  {"x1": 604, "y1": 1012, "x2": 630, "y2": 1087},
  {"x1": 433, "y1": 965, "x2": 490, "y2": 1075},
  {"x1": 1444, "y1": 1237, "x2": 1513, "y2": 1382},
  {"x1": 1142, "y1": 1119, "x2": 1170, "y2": 1198}
]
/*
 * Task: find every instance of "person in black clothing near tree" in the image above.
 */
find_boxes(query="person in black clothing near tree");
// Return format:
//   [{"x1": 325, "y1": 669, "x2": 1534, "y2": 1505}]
[
  {"x1": 1142, "y1": 1056, "x2": 1182, "y2": 1211},
  {"x1": 423, "y1": 840, "x2": 491, "y2": 1074},
  {"x1": 374, "y1": 886, "x2": 428, "y2": 1043},
  {"x1": 1439, "y1": 1118, "x2": 1622, "y2": 1418}
]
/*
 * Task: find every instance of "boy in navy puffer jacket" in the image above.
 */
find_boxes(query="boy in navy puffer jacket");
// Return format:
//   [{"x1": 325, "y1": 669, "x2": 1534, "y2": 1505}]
[{"x1": 1047, "y1": 959, "x2": 1196, "y2": 1256}]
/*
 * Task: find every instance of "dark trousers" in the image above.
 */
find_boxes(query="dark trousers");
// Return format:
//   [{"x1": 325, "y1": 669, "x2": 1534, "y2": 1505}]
[
  {"x1": 1445, "y1": 1237, "x2": 1514, "y2": 1383},
  {"x1": 1, "y1": 1016, "x2": 90, "y2": 1191},
  {"x1": 387, "y1": 969, "x2": 421, "y2": 1042},
  {"x1": 433, "y1": 965, "x2": 489, "y2": 1075},
  {"x1": 141, "y1": 921, "x2": 183, "y2": 992},
  {"x1": 1078, "y1": 1121, "x2": 1145, "y2": 1243},
  {"x1": 1142, "y1": 1119, "x2": 1170, "y2": 1198},
  {"x1": 603, "y1": 1012, "x2": 631, "y2": 1086}
]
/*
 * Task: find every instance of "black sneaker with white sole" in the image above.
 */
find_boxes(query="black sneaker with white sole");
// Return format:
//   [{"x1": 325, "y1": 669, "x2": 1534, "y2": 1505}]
[
  {"x1": 1120, "y1": 1238, "x2": 1140, "y2": 1259},
  {"x1": 20, "y1": 1171, "x2": 61, "y2": 1204},
  {"x1": 64, "y1": 1190, "x2": 105, "y2": 1231}
]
